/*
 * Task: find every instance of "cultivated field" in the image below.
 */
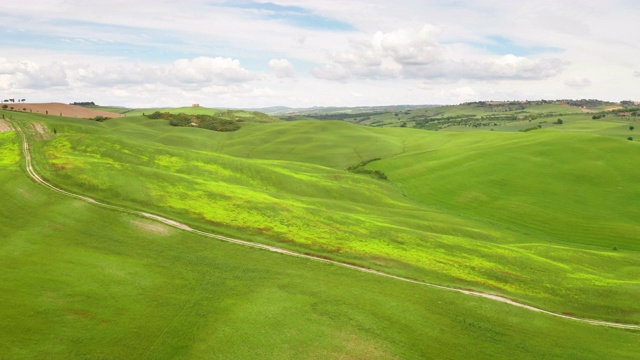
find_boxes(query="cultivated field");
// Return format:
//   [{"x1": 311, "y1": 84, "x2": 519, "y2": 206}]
[
  {"x1": 8, "y1": 103, "x2": 124, "y2": 119},
  {"x1": 1, "y1": 105, "x2": 638, "y2": 358}
]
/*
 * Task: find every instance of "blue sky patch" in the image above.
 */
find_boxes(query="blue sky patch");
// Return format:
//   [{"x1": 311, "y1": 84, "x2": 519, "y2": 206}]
[
  {"x1": 217, "y1": 1, "x2": 356, "y2": 31},
  {"x1": 479, "y1": 35, "x2": 562, "y2": 56},
  {"x1": 0, "y1": 27, "x2": 200, "y2": 62}
]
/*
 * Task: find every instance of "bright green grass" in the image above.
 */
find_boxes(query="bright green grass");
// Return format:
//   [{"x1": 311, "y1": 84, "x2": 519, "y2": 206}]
[
  {"x1": 7, "y1": 110, "x2": 640, "y2": 324},
  {"x1": 1, "y1": 122, "x2": 639, "y2": 359}
]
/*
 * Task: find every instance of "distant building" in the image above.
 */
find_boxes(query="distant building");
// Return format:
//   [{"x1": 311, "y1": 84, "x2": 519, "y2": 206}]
[
  {"x1": 192, "y1": 104, "x2": 200, "y2": 107},
  {"x1": 618, "y1": 112, "x2": 632, "y2": 117}
]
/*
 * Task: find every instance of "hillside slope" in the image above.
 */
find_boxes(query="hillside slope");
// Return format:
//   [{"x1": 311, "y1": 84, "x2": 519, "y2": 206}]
[{"x1": 5, "y1": 109, "x2": 637, "y2": 325}]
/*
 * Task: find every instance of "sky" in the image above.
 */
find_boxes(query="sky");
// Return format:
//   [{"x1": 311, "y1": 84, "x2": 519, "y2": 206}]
[{"x1": 0, "y1": 0, "x2": 639, "y2": 108}]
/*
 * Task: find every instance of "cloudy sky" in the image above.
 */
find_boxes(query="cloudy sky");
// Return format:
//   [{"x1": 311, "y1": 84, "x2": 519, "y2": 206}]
[{"x1": 0, "y1": 0, "x2": 639, "y2": 108}]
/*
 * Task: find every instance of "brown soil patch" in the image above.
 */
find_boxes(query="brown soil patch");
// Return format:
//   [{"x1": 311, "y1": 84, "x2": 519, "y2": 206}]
[
  {"x1": 333, "y1": 332, "x2": 397, "y2": 360},
  {"x1": 131, "y1": 218, "x2": 174, "y2": 236},
  {"x1": 18, "y1": 188, "x2": 34, "y2": 200},
  {"x1": 30, "y1": 122, "x2": 51, "y2": 140},
  {"x1": 65, "y1": 308, "x2": 95, "y2": 320},
  {"x1": 14, "y1": 103, "x2": 124, "y2": 119},
  {"x1": 0, "y1": 119, "x2": 12, "y2": 133}
]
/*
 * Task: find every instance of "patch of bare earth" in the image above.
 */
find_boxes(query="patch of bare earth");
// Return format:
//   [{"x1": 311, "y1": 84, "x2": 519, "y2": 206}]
[
  {"x1": 131, "y1": 219, "x2": 174, "y2": 236},
  {"x1": 18, "y1": 188, "x2": 34, "y2": 200},
  {"x1": 30, "y1": 122, "x2": 51, "y2": 140},
  {"x1": 306, "y1": 332, "x2": 397, "y2": 360},
  {"x1": 0, "y1": 119, "x2": 13, "y2": 133},
  {"x1": 14, "y1": 103, "x2": 124, "y2": 119}
]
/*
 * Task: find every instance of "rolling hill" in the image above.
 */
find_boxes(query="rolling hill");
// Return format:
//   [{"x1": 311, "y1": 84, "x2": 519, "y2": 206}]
[{"x1": 1, "y1": 103, "x2": 639, "y2": 358}]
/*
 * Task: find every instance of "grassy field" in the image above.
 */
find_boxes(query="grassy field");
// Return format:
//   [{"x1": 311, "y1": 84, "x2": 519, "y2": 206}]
[
  {"x1": 2, "y1": 114, "x2": 640, "y2": 359},
  {"x1": 81, "y1": 105, "x2": 133, "y2": 114},
  {"x1": 290, "y1": 100, "x2": 638, "y2": 131},
  {"x1": 2, "y1": 106, "x2": 637, "y2": 327}
]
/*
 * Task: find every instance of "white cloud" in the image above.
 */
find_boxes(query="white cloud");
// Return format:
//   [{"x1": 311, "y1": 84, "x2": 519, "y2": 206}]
[
  {"x1": 77, "y1": 57, "x2": 255, "y2": 87},
  {"x1": 269, "y1": 59, "x2": 296, "y2": 78},
  {"x1": 313, "y1": 25, "x2": 566, "y2": 82},
  {"x1": 565, "y1": 77, "x2": 592, "y2": 89},
  {"x1": 171, "y1": 57, "x2": 255, "y2": 85},
  {"x1": 0, "y1": 1, "x2": 639, "y2": 106},
  {"x1": 0, "y1": 58, "x2": 68, "y2": 89}
]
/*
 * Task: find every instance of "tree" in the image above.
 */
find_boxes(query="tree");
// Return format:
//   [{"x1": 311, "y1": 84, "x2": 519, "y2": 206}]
[
  {"x1": 1, "y1": 104, "x2": 7, "y2": 110},
  {"x1": 628, "y1": 137, "x2": 634, "y2": 141},
  {"x1": 555, "y1": 118, "x2": 563, "y2": 125},
  {"x1": 630, "y1": 125, "x2": 635, "y2": 131}
]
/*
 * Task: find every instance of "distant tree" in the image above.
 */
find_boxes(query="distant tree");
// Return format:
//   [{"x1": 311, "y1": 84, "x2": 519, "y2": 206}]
[
  {"x1": 555, "y1": 118, "x2": 563, "y2": 125},
  {"x1": 630, "y1": 125, "x2": 635, "y2": 131},
  {"x1": 628, "y1": 137, "x2": 634, "y2": 141},
  {"x1": 1, "y1": 104, "x2": 7, "y2": 110}
]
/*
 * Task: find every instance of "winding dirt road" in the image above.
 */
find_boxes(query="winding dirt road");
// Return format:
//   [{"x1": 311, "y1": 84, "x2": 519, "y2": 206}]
[{"x1": 9, "y1": 119, "x2": 640, "y2": 330}]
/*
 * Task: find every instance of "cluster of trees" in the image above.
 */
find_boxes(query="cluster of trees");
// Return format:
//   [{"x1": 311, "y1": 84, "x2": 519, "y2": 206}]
[
  {"x1": 520, "y1": 125, "x2": 543, "y2": 132},
  {"x1": 146, "y1": 111, "x2": 241, "y2": 132},
  {"x1": 346, "y1": 158, "x2": 387, "y2": 180},
  {"x1": 3, "y1": 99, "x2": 25, "y2": 103},
  {"x1": 564, "y1": 99, "x2": 616, "y2": 109},
  {"x1": 304, "y1": 111, "x2": 386, "y2": 121}
]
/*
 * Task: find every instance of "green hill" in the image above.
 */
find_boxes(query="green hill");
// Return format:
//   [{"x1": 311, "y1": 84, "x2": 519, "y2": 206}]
[
  {"x1": 284, "y1": 99, "x2": 636, "y2": 130},
  {"x1": 1, "y1": 107, "x2": 639, "y2": 358}
]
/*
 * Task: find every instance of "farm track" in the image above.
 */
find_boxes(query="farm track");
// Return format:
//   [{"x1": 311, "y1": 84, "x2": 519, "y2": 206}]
[{"x1": 10, "y1": 119, "x2": 640, "y2": 331}]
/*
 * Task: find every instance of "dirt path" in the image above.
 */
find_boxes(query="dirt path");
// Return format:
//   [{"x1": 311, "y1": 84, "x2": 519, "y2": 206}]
[{"x1": 10, "y1": 119, "x2": 640, "y2": 331}]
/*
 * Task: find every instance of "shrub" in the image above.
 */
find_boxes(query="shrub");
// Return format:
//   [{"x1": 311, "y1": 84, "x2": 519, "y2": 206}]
[
  {"x1": 1, "y1": 104, "x2": 7, "y2": 110},
  {"x1": 628, "y1": 137, "x2": 633, "y2": 141},
  {"x1": 630, "y1": 126, "x2": 635, "y2": 131},
  {"x1": 147, "y1": 112, "x2": 240, "y2": 132},
  {"x1": 347, "y1": 159, "x2": 388, "y2": 180}
]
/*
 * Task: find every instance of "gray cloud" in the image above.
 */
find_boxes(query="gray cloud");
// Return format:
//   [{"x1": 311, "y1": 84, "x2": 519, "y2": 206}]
[
  {"x1": 565, "y1": 77, "x2": 592, "y2": 89},
  {"x1": 313, "y1": 25, "x2": 566, "y2": 82}
]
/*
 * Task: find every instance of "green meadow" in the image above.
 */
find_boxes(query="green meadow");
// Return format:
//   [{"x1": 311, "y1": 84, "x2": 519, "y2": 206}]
[{"x1": 1, "y1": 105, "x2": 639, "y2": 358}]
